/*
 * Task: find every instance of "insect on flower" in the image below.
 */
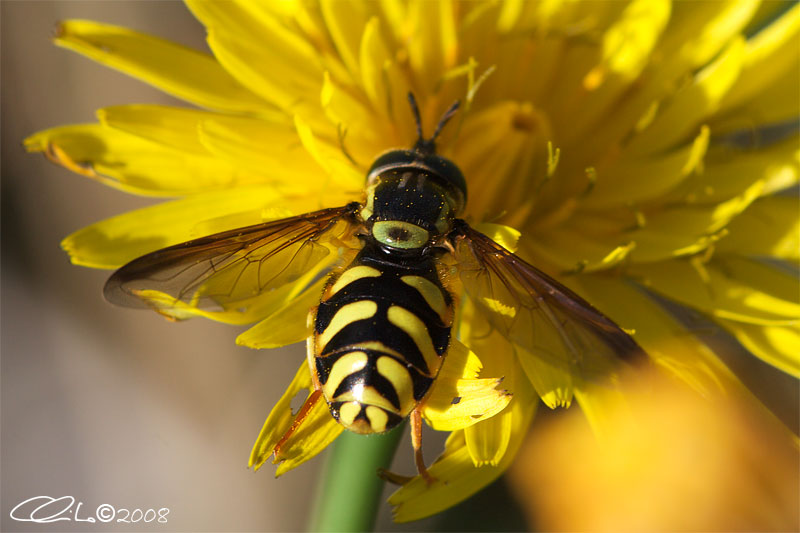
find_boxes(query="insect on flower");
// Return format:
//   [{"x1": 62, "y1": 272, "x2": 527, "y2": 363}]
[{"x1": 104, "y1": 94, "x2": 644, "y2": 482}]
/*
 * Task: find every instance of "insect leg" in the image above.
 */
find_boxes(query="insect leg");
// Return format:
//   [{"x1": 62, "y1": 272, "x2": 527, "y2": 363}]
[
  {"x1": 410, "y1": 408, "x2": 435, "y2": 485},
  {"x1": 272, "y1": 389, "x2": 323, "y2": 459}
]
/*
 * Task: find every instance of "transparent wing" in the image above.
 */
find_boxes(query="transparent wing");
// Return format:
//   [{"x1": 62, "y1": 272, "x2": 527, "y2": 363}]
[
  {"x1": 104, "y1": 204, "x2": 360, "y2": 319},
  {"x1": 450, "y1": 221, "x2": 644, "y2": 380}
]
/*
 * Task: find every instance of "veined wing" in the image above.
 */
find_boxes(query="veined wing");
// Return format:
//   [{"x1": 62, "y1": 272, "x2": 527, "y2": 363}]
[
  {"x1": 450, "y1": 220, "x2": 644, "y2": 380},
  {"x1": 104, "y1": 203, "x2": 361, "y2": 320}
]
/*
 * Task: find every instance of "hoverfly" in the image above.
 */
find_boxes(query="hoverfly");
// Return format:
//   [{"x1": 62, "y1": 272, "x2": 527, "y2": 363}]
[{"x1": 105, "y1": 94, "x2": 643, "y2": 481}]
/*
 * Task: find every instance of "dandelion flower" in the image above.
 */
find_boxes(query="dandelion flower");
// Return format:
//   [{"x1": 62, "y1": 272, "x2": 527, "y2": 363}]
[{"x1": 27, "y1": 0, "x2": 799, "y2": 523}]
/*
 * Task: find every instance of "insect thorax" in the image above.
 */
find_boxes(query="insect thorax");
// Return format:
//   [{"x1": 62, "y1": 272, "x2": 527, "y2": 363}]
[{"x1": 359, "y1": 170, "x2": 460, "y2": 255}]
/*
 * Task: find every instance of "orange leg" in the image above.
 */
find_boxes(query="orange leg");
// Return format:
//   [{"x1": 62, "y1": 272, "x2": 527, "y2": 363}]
[
  {"x1": 273, "y1": 389, "x2": 323, "y2": 459},
  {"x1": 411, "y1": 408, "x2": 436, "y2": 485}
]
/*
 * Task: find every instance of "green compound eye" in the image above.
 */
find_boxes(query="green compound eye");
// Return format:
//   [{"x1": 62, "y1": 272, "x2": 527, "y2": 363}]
[{"x1": 372, "y1": 221, "x2": 429, "y2": 250}]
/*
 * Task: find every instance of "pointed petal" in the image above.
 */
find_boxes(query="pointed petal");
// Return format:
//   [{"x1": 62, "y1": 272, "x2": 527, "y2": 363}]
[
  {"x1": 236, "y1": 278, "x2": 324, "y2": 349},
  {"x1": 60, "y1": 186, "x2": 306, "y2": 268},
  {"x1": 293, "y1": 114, "x2": 362, "y2": 189},
  {"x1": 629, "y1": 257, "x2": 800, "y2": 325},
  {"x1": 25, "y1": 124, "x2": 265, "y2": 196},
  {"x1": 186, "y1": 0, "x2": 324, "y2": 114},
  {"x1": 55, "y1": 19, "x2": 267, "y2": 113},
  {"x1": 716, "y1": 319, "x2": 800, "y2": 378},
  {"x1": 662, "y1": 134, "x2": 799, "y2": 205},
  {"x1": 90, "y1": 105, "x2": 337, "y2": 198},
  {"x1": 473, "y1": 223, "x2": 521, "y2": 253},
  {"x1": 463, "y1": 407, "x2": 513, "y2": 467},
  {"x1": 249, "y1": 361, "x2": 343, "y2": 475},
  {"x1": 389, "y1": 396, "x2": 537, "y2": 523},
  {"x1": 611, "y1": 178, "x2": 763, "y2": 264},
  {"x1": 573, "y1": 274, "x2": 744, "y2": 397},
  {"x1": 716, "y1": 195, "x2": 800, "y2": 262},
  {"x1": 358, "y1": 17, "x2": 391, "y2": 116},
  {"x1": 561, "y1": 0, "x2": 671, "y2": 145},
  {"x1": 629, "y1": 37, "x2": 746, "y2": 155},
  {"x1": 422, "y1": 340, "x2": 511, "y2": 431},
  {"x1": 718, "y1": 3, "x2": 800, "y2": 114},
  {"x1": 406, "y1": 0, "x2": 458, "y2": 94},
  {"x1": 320, "y1": 72, "x2": 384, "y2": 160},
  {"x1": 585, "y1": 126, "x2": 710, "y2": 208},
  {"x1": 592, "y1": 0, "x2": 671, "y2": 84},
  {"x1": 713, "y1": 63, "x2": 800, "y2": 134},
  {"x1": 454, "y1": 101, "x2": 550, "y2": 223},
  {"x1": 98, "y1": 105, "x2": 217, "y2": 154},
  {"x1": 515, "y1": 344, "x2": 574, "y2": 409},
  {"x1": 320, "y1": 0, "x2": 370, "y2": 78},
  {"x1": 130, "y1": 258, "x2": 328, "y2": 325}
]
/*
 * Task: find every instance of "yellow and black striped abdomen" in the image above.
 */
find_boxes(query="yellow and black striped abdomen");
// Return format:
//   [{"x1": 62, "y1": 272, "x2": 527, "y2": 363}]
[{"x1": 311, "y1": 245, "x2": 453, "y2": 434}]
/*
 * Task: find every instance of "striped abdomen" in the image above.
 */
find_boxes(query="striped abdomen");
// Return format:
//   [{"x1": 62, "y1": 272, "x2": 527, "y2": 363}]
[{"x1": 311, "y1": 246, "x2": 453, "y2": 434}]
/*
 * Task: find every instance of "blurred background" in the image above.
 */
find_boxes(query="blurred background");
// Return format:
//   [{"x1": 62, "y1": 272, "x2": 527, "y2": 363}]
[{"x1": 2, "y1": 2, "x2": 797, "y2": 533}]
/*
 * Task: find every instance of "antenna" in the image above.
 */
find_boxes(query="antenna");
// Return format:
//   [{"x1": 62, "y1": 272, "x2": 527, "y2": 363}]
[{"x1": 408, "y1": 92, "x2": 460, "y2": 154}]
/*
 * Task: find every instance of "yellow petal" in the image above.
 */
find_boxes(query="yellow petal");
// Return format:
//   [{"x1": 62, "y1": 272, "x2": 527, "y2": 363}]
[
  {"x1": 422, "y1": 340, "x2": 511, "y2": 431},
  {"x1": 573, "y1": 376, "x2": 632, "y2": 442},
  {"x1": 463, "y1": 353, "x2": 537, "y2": 466},
  {"x1": 94, "y1": 105, "x2": 336, "y2": 199},
  {"x1": 593, "y1": 0, "x2": 671, "y2": 84},
  {"x1": 574, "y1": 274, "x2": 743, "y2": 398},
  {"x1": 473, "y1": 223, "x2": 521, "y2": 253},
  {"x1": 98, "y1": 105, "x2": 215, "y2": 154},
  {"x1": 358, "y1": 17, "x2": 391, "y2": 116},
  {"x1": 320, "y1": 0, "x2": 370, "y2": 78},
  {"x1": 716, "y1": 195, "x2": 800, "y2": 262},
  {"x1": 436, "y1": 337, "x2": 484, "y2": 381},
  {"x1": 620, "y1": 178, "x2": 764, "y2": 262},
  {"x1": 422, "y1": 377, "x2": 511, "y2": 432},
  {"x1": 454, "y1": 101, "x2": 552, "y2": 224},
  {"x1": 55, "y1": 20, "x2": 266, "y2": 113},
  {"x1": 718, "y1": 3, "x2": 800, "y2": 114},
  {"x1": 249, "y1": 361, "x2": 343, "y2": 475},
  {"x1": 320, "y1": 72, "x2": 384, "y2": 160},
  {"x1": 589, "y1": 0, "x2": 758, "y2": 158},
  {"x1": 629, "y1": 257, "x2": 800, "y2": 325},
  {"x1": 236, "y1": 278, "x2": 325, "y2": 349},
  {"x1": 130, "y1": 257, "x2": 328, "y2": 325},
  {"x1": 463, "y1": 407, "x2": 513, "y2": 467},
  {"x1": 293, "y1": 114, "x2": 362, "y2": 190},
  {"x1": 186, "y1": 0, "x2": 324, "y2": 116},
  {"x1": 585, "y1": 126, "x2": 710, "y2": 208},
  {"x1": 525, "y1": 226, "x2": 636, "y2": 274},
  {"x1": 563, "y1": 0, "x2": 671, "y2": 144},
  {"x1": 196, "y1": 118, "x2": 339, "y2": 198},
  {"x1": 389, "y1": 395, "x2": 536, "y2": 523},
  {"x1": 663, "y1": 1, "x2": 758, "y2": 69},
  {"x1": 405, "y1": 0, "x2": 458, "y2": 94},
  {"x1": 629, "y1": 37, "x2": 746, "y2": 156},
  {"x1": 515, "y1": 344, "x2": 573, "y2": 409},
  {"x1": 98, "y1": 103, "x2": 292, "y2": 154},
  {"x1": 716, "y1": 319, "x2": 800, "y2": 378},
  {"x1": 713, "y1": 62, "x2": 800, "y2": 135},
  {"x1": 25, "y1": 124, "x2": 264, "y2": 196},
  {"x1": 60, "y1": 185, "x2": 303, "y2": 268},
  {"x1": 662, "y1": 134, "x2": 799, "y2": 205}
]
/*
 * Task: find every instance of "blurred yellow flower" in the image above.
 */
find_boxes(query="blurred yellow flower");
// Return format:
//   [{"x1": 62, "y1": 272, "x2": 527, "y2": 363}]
[
  {"x1": 508, "y1": 365, "x2": 799, "y2": 532},
  {"x1": 26, "y1": 0, "x2": 798, "y2": 522}
]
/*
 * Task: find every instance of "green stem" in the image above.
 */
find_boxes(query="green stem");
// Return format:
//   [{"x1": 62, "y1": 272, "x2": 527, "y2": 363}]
[{"x1": 308, "y1": 425, "x2": 405, "y2": 532}]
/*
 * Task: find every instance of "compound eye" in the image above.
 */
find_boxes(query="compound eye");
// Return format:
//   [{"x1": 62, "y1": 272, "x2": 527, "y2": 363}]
[{"x1": 372, "y1": 221, "x2": 429, "y2": 250}]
